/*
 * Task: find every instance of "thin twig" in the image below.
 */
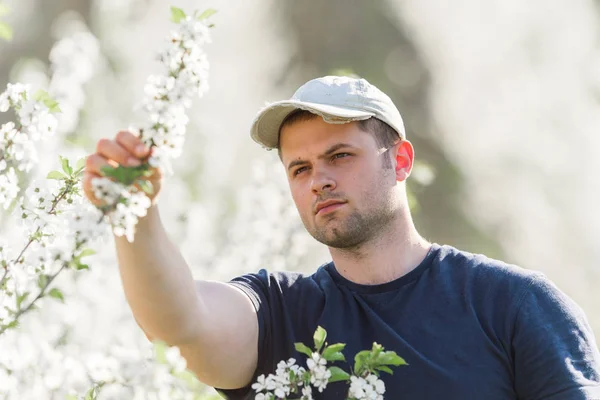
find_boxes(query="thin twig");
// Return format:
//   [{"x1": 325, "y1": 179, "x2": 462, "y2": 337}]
[{"x1": 0, "y1": 262, "x2": 67, "y2": 336}]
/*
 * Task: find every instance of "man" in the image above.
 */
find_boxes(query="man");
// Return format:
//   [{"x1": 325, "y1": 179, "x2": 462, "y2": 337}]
[{"x1": 83, "y1": 76, "x2": 600, "y2": 399}]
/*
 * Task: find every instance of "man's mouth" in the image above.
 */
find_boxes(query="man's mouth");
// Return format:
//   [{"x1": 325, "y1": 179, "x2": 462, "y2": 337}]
[{"x1": 315, "y1": 200, "x2": 346, "y2": 215}]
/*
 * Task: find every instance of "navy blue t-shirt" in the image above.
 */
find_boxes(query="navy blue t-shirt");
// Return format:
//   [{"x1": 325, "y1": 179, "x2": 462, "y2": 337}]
[{"x1": 217, "y1": 243, "x2": 600, "y2": 399}]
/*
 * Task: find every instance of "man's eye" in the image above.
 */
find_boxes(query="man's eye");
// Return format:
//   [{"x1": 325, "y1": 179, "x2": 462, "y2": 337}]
[
  {"x1": 333, "y1": 153, "x2": 351, "y2": 159},
  {"x1": 293, "y1": 166, "x2": 308, "y2": 176}
]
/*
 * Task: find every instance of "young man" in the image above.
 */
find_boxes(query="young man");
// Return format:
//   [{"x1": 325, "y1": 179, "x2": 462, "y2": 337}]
[{"x1": 83, "y1": 76, "x2": 600, "y2": 399}]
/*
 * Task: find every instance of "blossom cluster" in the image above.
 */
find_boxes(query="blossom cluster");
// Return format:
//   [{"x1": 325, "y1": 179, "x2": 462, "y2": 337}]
[
  {"x1": 0, "y1": 163, "x2": 106, "y2": 336},
  {"x1": 0, "y1": 325, "x2": 209, "y2": 399},
  {"x1": 306, "y1": 352, "x2": 331, "y2": 392},
  {"x1": 252, "y1": 358, "x2": 313, "y2": 400},
  {"x1": 0, "y1": 83, "x2": 59, "y2": 209},
  {"x1": 252, "y1": 351, "x2": 387, "y2": 400},
  {"x1": 91, "y1": 8, "x2": 212, "y2": 242},
  {"x1": 348, "y1": 375, "x2": 386, "y2": 400},
  {"x1": 251, "y1": 327, "x2": 403, "y2": 400}
]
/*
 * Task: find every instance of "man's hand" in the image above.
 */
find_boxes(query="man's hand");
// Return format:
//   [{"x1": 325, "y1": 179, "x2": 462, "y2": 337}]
[{"x1": 82, "y1": 130, "x2": 163, "y2": 207}]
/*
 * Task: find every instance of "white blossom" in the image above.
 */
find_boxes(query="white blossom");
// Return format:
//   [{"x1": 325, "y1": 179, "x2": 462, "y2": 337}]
[
  {"x1": 164, "y1": 346, "x2": 187, "y2": 372},
  {"x1": 91, "y1": 176, "x2": 126, "y2": 205},
  {"x1": 348, "y1": 374, "x2": 386, "y2": 400},
  {"x1": 94, "y1": 14, "x2": 211, "y2": 242},
  {"x1": 301, "y1": 385, "x2": 313, "y2": 400},
  {"x1": 0, "y1": 167, "x2": 19, "y2": 209},
  {"x1": 307, "y1": 352, "x2": 330, "y2": 393},
  {"x1": 24, "y1": 180, "x2": 58, "y2": 213},
  {"x1": 0, "y1": 83, "x2": 30, "y2": 109}
]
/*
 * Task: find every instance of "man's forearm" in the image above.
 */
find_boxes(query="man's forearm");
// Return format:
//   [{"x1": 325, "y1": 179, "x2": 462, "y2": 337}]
[{"x1": 114, "y1": 204, "x2": 203, "y2": 344}]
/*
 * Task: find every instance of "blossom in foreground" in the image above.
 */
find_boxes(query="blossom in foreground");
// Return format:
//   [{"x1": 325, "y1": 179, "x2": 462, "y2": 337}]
[
  {"x1": 348, "y1": 374, "x2": 386, "y2": 400},
  {"x1": 307, "y1": 352, "x2": 330, "y2": 393}
]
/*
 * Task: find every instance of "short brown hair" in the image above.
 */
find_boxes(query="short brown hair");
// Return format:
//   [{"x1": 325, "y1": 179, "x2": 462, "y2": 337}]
[{"x1": 277, "y1": 109, "x2": 400, "y2": 167}]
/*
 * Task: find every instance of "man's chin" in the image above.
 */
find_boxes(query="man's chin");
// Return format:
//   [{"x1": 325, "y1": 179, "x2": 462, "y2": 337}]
[{"x1": 310, "y1": 228, "x2": 362, "y2": 249}]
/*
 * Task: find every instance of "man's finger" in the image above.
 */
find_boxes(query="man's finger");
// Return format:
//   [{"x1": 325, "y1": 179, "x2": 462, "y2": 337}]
[
  {"x1": 115, "y1": 130, "x2": 150, "y2": 158},
  {"x1": 85, "y1": 153, "x2": 119, "y2": 176},
  {"x1": 96, "y1": 138, "x2": 141, "y2": 167}
]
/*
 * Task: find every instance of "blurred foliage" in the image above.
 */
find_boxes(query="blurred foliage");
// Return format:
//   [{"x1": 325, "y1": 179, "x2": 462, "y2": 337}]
[{"x1": 0, "y1": 3, "x2": 12, "y2": 41}]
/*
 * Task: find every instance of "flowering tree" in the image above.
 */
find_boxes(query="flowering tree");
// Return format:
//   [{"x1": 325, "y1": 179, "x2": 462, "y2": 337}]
[
  {"x1": 0, "y1": 5, "x2": 410, "y2": 400},
  {"x1": 0, "y1": 7, "x2": 221, "y2": 399}
]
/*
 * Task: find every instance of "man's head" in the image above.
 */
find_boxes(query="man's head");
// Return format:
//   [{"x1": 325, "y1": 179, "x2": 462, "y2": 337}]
[
  {"x1": 250, "y1": 76, "x2": 413, "y2": 249},
  {"x1": 277, "y1": 113, "x2": 413, "y2": 249}
]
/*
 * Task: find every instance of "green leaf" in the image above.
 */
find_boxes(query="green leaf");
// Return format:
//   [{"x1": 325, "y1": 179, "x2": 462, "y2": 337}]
[
  {"x1": 100, "y1": 165, "x2": 113, "y2": 177},
  {"x1": 170, "y1": 6, "x2": 187, "y2": 23},
  {"x1": 327, "y1": 366, "x2": 350, "y2": 383},
  {"x1": 60, "y1": 156, "x2": 73, "y2": 176},
  {"x1": 375, "y1": 365, "x2": 394, "y2": 375},
  {"x1": 323, "y1": 351, "x2": 345, "y2": 362},
  {"x1": 16, "y1": 292, "x2": 29, "y2": 309},
  {"x1": 0, "y1": 3, "x2": 10, "y2": 17},
  {"x1": 354, "y1": 350, "x2": 370, "y2": 374},
  {"x1": 47, "y1": 100, "x2": 61, "y2": 113},
  {"x1": 377, "y1": 351, "x2": 407, "y2": 366},
  {"x1": 153, "y1": 340, "x2": 168, "y2": 364},
  {"x1": 322, "y1": 343, "x2": 346, "y2": 362},
  {"x1": 136, "y1": 179, "x2": 154, "y2": 195},
  {"x1": 75, "y1": 157, "x2": 86, "y2": 172},
  {"x1": 48, "y1": 287, "x2": 65, "y2": 303},
  {"x1": 33, "y1": 89, "x2": 61, "y2": 113},
  {"x1": 294, "y1": 342, "x2": 313, "y2": 358},
  {"x1": 74, "y1": 262, "x2": 89, "y2": 271},
  {"x1": 84, "y1": 387, "x2": 98, "y2": 400},
  {"x1": 313, "y1": 326, "x2": 327, "y2": 352},
  {"x1": 65, "y1": 395, "x2": 78, "y2": 400},
  {"x1": 78, "y1": 248, "x2": 96, "y2": 258},
  {"x1": 33, "y1": 89, "x2": 48, "y2": 101},
  {"x1": 0, "y1": 21, "x2": 12, "y2": 41},
  {"x1": 5, "y1": 319, "x2": 19, "y2": 330},
  {"x1": 47, "y1": 170, "x2": 67, "y2": 180},
  {"x1": 101, "y1": 164, "x2": 147, "y2": 185},
  {"x1": 196, "y1": 8, "x2": 217, "y2": 21},
  {"x1": 37, "y1": 274, "x2": 49, "y2": 289},
  {"x1": 173, "y1": 369, "x2": 200, "y2": 387}
]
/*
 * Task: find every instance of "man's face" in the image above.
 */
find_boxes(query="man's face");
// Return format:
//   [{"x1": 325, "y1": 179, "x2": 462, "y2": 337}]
[{"x1": 279, "y1": 116, "x2": 403, "y2": 249}]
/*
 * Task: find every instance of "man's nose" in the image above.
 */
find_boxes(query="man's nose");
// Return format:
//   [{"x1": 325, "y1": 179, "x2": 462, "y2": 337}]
[{"x1": 310, "y1": 169, "x2": 336, "y2": 194}]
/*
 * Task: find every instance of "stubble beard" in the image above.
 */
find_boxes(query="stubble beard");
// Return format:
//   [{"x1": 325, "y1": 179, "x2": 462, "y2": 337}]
[
  {"x1": 308, "y1": 201, "x2": 396, "y2": 249},
  {"x1": 305, "y1": 163, "x2": 398, "y2": 249}
]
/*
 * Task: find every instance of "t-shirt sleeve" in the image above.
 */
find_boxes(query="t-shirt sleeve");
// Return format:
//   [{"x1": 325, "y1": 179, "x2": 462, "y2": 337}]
[
  {"x1": 214, "y1": 269, "x2": 289, "y2": 400},
  {"x1": 512, "y1": 273, "x2": 600, "y2": 399}
]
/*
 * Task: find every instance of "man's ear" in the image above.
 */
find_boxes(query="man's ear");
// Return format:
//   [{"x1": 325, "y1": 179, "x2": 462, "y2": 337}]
[{"x1": 394, "y1": 140, "x2": 414, "y2": 182}]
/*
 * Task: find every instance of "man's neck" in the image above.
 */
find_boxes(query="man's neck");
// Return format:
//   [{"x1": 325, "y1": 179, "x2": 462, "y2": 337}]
[{"x1": 328, "y1": 212, "x2": 431, "y2": 286}]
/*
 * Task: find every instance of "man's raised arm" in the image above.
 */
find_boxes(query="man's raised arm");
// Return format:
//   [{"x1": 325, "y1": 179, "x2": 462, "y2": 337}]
[{"x1": 83, "y1": 130, "x2": 259, "y2": 389}]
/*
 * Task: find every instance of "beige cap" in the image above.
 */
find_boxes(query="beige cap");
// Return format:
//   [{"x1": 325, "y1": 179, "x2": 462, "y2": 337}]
[{"x1": 250, "y1": 75, "x2": 406, "y2": 149}]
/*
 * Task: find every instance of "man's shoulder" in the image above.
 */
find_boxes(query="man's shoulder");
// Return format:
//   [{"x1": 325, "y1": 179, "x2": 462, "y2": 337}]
[
  {"x1": 431, "y1": 244, "x2": 548, "y2": 307},
  {"x1": 435, "y1": 243, "x2": 541, "y2": 284},
  {"x1": 229, "y1": 263, "x2": 334, "y2": 297}
]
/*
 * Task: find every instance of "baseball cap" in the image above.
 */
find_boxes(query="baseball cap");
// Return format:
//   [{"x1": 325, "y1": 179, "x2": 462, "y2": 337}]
[{"x1": 250, "y1": 75, "x2": 406, "y2": 150}]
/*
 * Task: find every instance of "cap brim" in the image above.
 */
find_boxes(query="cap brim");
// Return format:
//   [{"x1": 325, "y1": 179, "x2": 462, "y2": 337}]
[{"x1": 250, "y1": 100, "x2": 375, "y2": 149}]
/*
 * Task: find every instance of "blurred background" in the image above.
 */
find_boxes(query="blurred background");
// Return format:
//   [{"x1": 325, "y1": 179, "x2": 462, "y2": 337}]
[{"x1": 0, "y1": 0, "x2": 599, "y2": 391}]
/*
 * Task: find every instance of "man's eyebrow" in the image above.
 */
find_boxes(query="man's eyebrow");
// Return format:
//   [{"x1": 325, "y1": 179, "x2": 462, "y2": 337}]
[{"x1": 286, "y1": 143, "x2": 356, "y2": 171}]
